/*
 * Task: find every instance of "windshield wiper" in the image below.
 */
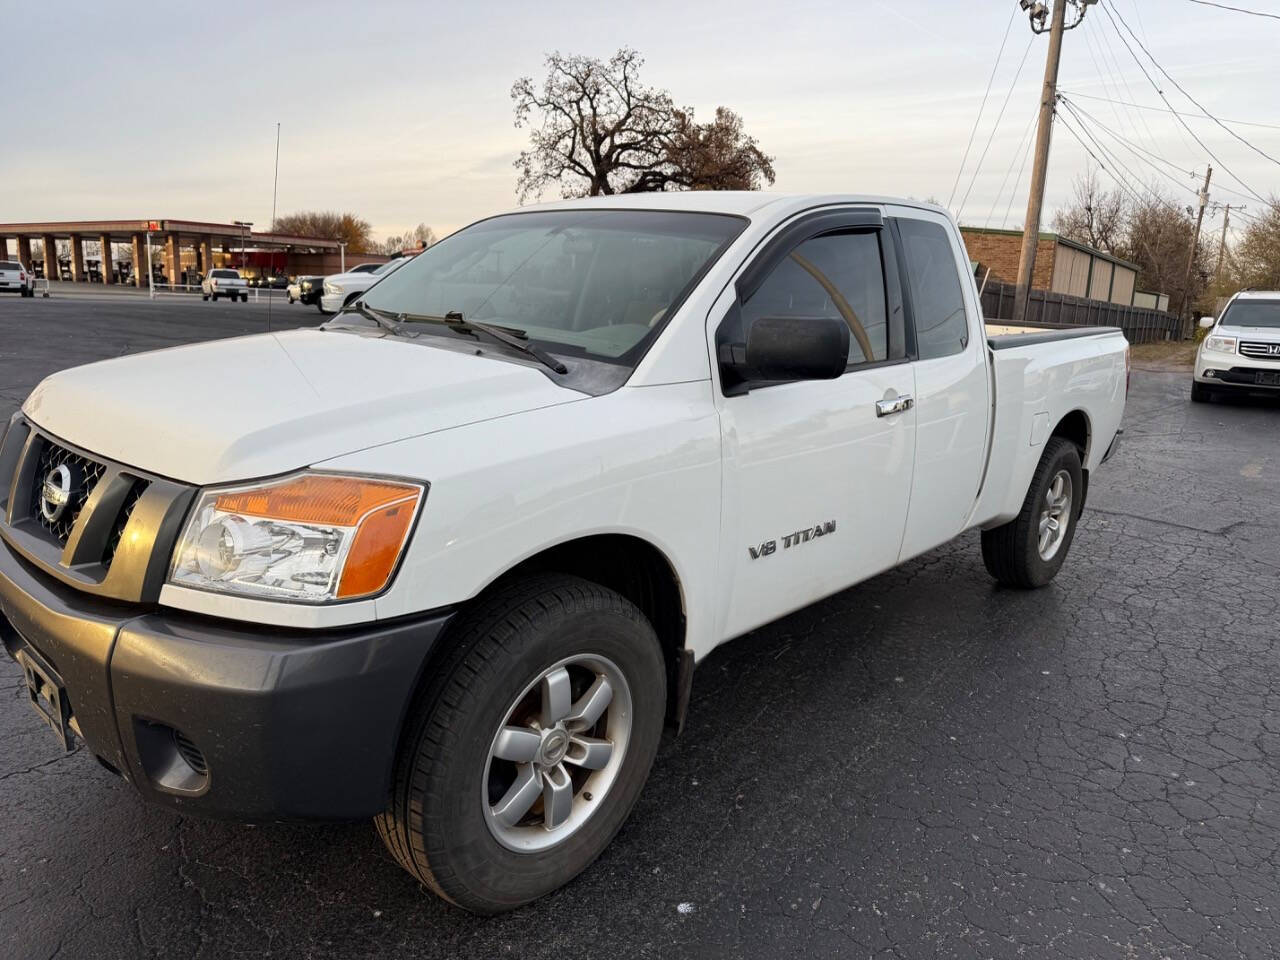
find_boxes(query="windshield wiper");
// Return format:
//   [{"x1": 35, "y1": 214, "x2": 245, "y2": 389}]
[
  {"x1": 335, "y1": 300, "x2": 408, "y2": 337},
  {"x1": 401, "y1": 310, "x2": 568, "y2": 375}
]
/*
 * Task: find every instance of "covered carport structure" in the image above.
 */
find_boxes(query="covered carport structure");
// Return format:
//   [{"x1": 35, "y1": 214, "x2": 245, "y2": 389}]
[{"x1": 0, "y1": 220, "x2": 343, "y2": 288}]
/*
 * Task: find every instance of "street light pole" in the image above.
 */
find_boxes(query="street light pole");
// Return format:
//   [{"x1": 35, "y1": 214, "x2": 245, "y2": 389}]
[
  {"x1": 233, "y1": 220, "x2": 254, "y2": 274},
  {"x1": 337, "y1": 240, "x2": 347, "y2": 274}
]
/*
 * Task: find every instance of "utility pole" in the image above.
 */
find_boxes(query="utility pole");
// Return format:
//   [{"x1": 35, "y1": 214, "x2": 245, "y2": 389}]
[
  {"x1": 1179, "y1": 165, "x2": 1212, "y2": 337},
  {"x1": 1013, "y1": 1, "x2": 1069, "y2": 324},
  {"x1": 1010, "y1": 1, "x2": 1098, "y2": 322},
  {"x1": 1214, "y1": 203, "x2": 1231, "y2": 283}
]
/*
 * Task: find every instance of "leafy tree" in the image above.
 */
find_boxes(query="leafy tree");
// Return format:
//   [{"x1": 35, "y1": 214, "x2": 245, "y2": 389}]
[
  {"x1": 1230, "y1": 198, "x2": 1280, "y2": 291},
  {"x1": 512, "y1": 48, "x2": 774, "y2": 201},
  {"x1": 271, "y1": 211, "x2": 374, "y2": 252}
]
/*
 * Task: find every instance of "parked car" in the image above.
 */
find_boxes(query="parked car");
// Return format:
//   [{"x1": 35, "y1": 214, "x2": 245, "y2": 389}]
[
  {"x1": 319, "y1": 257, "x2": 411, "y2": 313},
  {"x1": 287, "y1": 275, "x2": 321, "y2": 304},
  {"x1": 201, "y1": 268, "x2": 249, "y2": 302},
  {"x1": 0, "y1": 260, "x2": 34, "y2": 297},
  {"x1": 1192, "y1": 290, "x2": 1280, "y2": 401},
  {"x1": 0, "y1": 194, "x2": 1126, "y2": 915}
]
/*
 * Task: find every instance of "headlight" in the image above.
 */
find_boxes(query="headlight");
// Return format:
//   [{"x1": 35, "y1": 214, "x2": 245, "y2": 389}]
[
  {"x1": 1204, "y1": 335, "x2": 1237, "y2": 354},
  {"x1": 301, "y1": 280, "x2": 312, "y2": 291},
  {"x1": 324, "y1": 281, "x2": 339, "y2": 296},
  {"x1": 169, "y1": 473, "x2": 424, "y2": 603}
]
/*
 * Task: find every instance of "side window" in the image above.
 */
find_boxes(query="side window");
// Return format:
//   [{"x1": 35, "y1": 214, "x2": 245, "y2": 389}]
[
  {"x1": 898, "y1": 219, "x2": 969, "y2": 360},
  {"x1": 740, "y1": 231, "x2": 889, "y2": 367}
]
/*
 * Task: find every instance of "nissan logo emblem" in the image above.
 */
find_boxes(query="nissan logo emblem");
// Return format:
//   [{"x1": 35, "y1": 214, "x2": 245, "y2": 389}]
[{"x1": 40, "y1": 464, "x2": 75, "y2": 523}]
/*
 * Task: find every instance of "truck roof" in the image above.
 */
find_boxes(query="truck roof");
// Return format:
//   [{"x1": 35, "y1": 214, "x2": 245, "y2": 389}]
[{"x1": 522, "y1": 191, "x2": 951, "y2": 222}]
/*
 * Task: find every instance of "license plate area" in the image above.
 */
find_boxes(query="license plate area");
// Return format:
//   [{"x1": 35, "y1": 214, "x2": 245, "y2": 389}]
[
  {"x1": 16, "y1": 646, "x2": 75, "y2": 752},
  {"x1": 1254, "y1": 371, "x2": 1280, "y2": 386}
]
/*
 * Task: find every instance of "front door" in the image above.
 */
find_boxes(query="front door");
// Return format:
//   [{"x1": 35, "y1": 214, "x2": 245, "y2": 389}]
[{"x1": 713, "y1": 212, "x2": 918, "y2": 641}]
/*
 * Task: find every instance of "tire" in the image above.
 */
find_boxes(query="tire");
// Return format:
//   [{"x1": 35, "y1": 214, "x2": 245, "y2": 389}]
[
  {"x1": 211, "y1": 294, "x2": 218, "y2": 302},
  {"x1": 202, "y1": 294, "x2": 209, "y2": 301},
  {"x1": 376, "y1": 574, "x2": 667, "y2": 914},
  {"x1": 981, "y1": 437, "x2": 1083, "y2": 589},
  {"x1": 1191, "y1": 380, "x2": 1213, "y2": 403},
  {"x1": 241, "y1": 293, "x2": 248, "y2": 302},
  {"x1": 288, "y1": 295, "x2": 295, "y2": 304}
]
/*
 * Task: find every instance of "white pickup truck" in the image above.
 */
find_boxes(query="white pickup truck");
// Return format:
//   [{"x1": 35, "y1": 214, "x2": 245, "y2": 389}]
[
  {"x1": 200, "y1": 267, "x2": 249, "y2": 302},
  {"x1": 0, "y1": 194, "x2": 1125, "y2": 914},
  {"x1": 0, "y1": 259, "x2": 34, "y2": 297}
]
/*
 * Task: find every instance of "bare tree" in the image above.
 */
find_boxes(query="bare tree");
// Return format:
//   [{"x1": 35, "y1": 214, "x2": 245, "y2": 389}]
[
  {"x1": 1051, "y1": 171, "x2": 1126, "y2": 255},
  {"x1": 1120, "y1": 189, "x2": 1210, "y2": 317},
  {"x1": 512, "y1": 49, "x2": 774, "y2": 201}
]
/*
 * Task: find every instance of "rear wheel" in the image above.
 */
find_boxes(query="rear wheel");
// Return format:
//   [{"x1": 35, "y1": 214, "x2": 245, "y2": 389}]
[
  {"x1": 1191, "y1": 380, "x2": 1213, "y2": 403},
  {"x1": 375, "y1": 574, "x2": 667, "y2": 914},
  {"x1": 981, "y1": 437, "x2": 1083, "y2": 589}
]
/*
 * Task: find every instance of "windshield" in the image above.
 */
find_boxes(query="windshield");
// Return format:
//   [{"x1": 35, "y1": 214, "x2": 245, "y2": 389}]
[
  {"x1": 360, "y1": 209, "x2": 745, "y2": 364},
  {"x1": 351, "y1": 263, "x2": 380, "y2": 274},
  {"x1": 373, "y1": 258, "x2": 407, "y2": 276},
  {"x1": 1222, "y1": 299, "x2": 1280, "y2": 328}
]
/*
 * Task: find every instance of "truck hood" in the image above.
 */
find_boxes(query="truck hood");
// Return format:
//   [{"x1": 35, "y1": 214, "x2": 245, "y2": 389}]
[{"x1": 23, "y1": 328, "x2": 583, "y2": 485}]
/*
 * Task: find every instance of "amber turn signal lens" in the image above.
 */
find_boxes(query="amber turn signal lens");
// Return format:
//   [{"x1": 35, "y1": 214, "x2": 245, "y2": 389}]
[
  {"x1": 214, "y1": 474, "x2": 418, "y2": 524},
  {"x1": 213, "y1": 474, "x2": 421, "y2": 600},
  {"x1": 337, "y1": 497, "x2": 418, "y2": 598}
]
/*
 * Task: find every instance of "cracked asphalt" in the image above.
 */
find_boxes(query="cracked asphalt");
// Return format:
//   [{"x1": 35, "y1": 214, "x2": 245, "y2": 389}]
[{"x1": 3, "y1": 297, "x2": 1279, "y2": 959}]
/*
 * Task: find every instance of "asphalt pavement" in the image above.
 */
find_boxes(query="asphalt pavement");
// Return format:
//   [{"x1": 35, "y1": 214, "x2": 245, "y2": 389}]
[{"x1": 2, "y1": 296, "x2": 1279, "y2": 959}]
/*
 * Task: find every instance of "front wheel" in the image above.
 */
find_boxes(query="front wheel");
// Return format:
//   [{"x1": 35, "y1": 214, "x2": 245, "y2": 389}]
[
  {"x1": 981, "y1": 437, "x2": 1083, "y2": 589},
  {"x1": 376, "y1": 574, "x2": 667, "y2": 914},
  {"x1": 1191, "y1": 380, "x2": 1213, "y2": 403}
]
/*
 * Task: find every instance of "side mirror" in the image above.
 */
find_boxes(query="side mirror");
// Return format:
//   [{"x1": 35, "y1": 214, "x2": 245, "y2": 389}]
[
  {"x1": 1198, "y1": 316, "x2": 1215, "y2": 330},
  {"x1": 722, "y1": 315, "x2": 850, "y2": 390}
]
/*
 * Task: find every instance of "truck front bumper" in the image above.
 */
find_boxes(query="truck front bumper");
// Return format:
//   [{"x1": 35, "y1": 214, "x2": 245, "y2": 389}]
[{"x1": 0, "y1": 536, "x2": 452, "y2": 820}]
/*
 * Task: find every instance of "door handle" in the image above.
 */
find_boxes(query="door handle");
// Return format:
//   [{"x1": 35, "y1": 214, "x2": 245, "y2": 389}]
[{"x1": 875, "y1": 394, "x2": 914, "y2": 417}]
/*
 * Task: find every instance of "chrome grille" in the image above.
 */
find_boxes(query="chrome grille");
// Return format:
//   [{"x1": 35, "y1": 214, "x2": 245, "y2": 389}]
[
  {"x1": 29, "y1": 443, "x2": 106, "y2": 542},
  {"x1": 1239, "y1": 341, "x2": 1280, "y2": 360}
]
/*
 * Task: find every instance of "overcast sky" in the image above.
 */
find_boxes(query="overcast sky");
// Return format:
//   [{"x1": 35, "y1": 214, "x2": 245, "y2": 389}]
[{"x1": 5, "y1": 0, "x2": 1276, "y2": 242}]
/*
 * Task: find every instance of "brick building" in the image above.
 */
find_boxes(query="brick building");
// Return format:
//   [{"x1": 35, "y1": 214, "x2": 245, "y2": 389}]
[{"x1": 960, "y1": 226, "x2": 1141, "y2": 308}]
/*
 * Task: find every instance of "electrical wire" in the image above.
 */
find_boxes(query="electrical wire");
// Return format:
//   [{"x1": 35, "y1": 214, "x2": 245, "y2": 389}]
[
  {"x1": 1184, "y1": 0, "x2": 1280, "y2": 20},
  {"x1": 1057, "y1": 90, "x2": 1280, "y2": 131},
  {"x1": 1099, "y1": 1, "x2": 1272, "y2": 205},
  {"x1": 955, "y1": 36, "x2": 1036, "y2": 220},
  {"x1": 1060, "y1": 96, "x2": 1199, "y2": 187},
  {"x1": 948, "y1": 4, "x2": 1019, "y2": 210},
  {"x1": 1003, "y1": 118, "x2": 1039, "y2": 230},
  {"x1": 985, "y1": 108, "x2": 1039, "y2": 228},
  {"x1": 1106, "y1": 1, "x2": 1280, "y2": 172},
  {"x1": 1057, "y1": 104, "x2": 1187, "y2": 214}
]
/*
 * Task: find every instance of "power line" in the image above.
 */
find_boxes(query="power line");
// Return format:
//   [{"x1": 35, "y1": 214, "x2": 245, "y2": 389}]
[
  {"x1": 1084, "y1": 16, "x2": 1166, "y2": 160},
  {"x1": 948, "y1": 4, "x2": 1019, "y2": 209},
  {"x1": 1105, "y1": 1, "x2": 1280, "y2": 172},
  {"x1": 985, "y1": 107, "x2": 1039, "y2": 227},
  {"x1": 955, "y1": 36, "x2": 1036, "y2": 219},
  {"x1": 1057, "y1": 102, "x2": 1186, "y2": 213},
  {"x1": 1185, "y1": 0, "x2": 1280, "y2": 20},
  {"x1": 1003, "y1": 121, "x2": 1039, "y2": 230},
  {"x1": 1098, "y1": 1, "x2": 1272, "y2": 204},
  {"x1": 1057, "y1": 90, "x2": 1280, "y2": 131},
  {"x1": 1060, "y1": 96, "x2": 1200, "y2": 187}
]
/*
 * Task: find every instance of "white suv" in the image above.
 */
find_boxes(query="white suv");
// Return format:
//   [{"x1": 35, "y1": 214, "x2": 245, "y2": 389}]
[{"x1": 1193, "y1": 290, "x2": 1280, "y2": 401}]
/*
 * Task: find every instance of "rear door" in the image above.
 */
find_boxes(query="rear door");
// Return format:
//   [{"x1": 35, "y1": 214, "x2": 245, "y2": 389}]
[
  {"x1": 712, "y1": 208, "x2": 918, "y2": 640},
  {"x1": 886, "y1": 206, "x2": 991, "y2": 560}
]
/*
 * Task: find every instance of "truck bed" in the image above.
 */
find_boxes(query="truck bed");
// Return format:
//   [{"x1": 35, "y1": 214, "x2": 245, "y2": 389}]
[{"x1": 986, "y1": 322, "x2": 1122, "y2": 348}]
